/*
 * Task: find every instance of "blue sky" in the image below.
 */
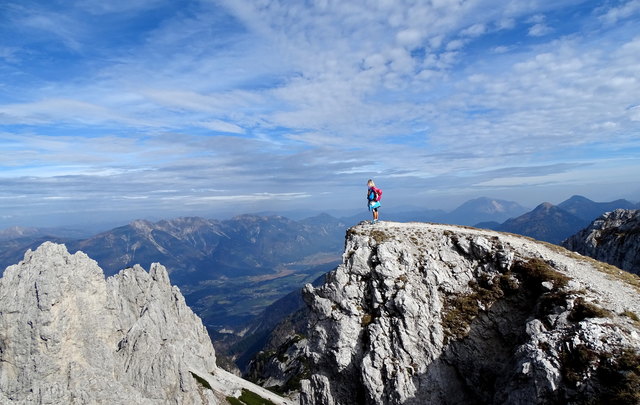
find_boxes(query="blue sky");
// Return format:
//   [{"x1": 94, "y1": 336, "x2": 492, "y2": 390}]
[{"x1": 1, "y1": 0, "x2": 639, "y2": 228}]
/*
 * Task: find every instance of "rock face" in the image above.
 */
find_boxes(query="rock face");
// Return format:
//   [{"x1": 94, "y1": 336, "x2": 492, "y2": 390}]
[
  {"x1": 256, "y1": 221, "x2": 640, "y2": 404},
  {"x1": 0, "y1": 242, "x2": 217, "y2": 404},
  {"x1": 563, "y1": 209, "x2": 640, "y2": 274}
]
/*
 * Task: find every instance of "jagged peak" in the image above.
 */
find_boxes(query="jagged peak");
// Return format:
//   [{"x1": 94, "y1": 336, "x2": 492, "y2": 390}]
[
  {"x1": 0, "y1": 242, "x2": 292, "y2": 405},
  {"x1": 7, "y1": 241, "x2": 101, "y2": 279}
]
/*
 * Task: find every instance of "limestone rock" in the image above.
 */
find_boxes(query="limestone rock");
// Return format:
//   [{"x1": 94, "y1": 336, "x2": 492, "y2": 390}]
[
  {"x1": 0, "y1": 242, "x2": 217, "y2": 404},
  {"x1": 563, "y1": 209, "x2": 640, "y2": 274},
  {"x1": 260, "y1": 221, "x2": 640, "y2": 404}
]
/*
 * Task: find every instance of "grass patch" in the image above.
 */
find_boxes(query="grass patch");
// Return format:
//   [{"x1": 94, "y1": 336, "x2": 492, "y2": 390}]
[
  {"x1": 537, "y1": 290, "x2": 570, "y2": 318},
  {"x1": 568, "y1": 297, "x2": 612, "y2": 322},
  {"x1": 539, "y1": 240, "x2": 640, "y2": 293},
  {"x1": 361, "y1": 313, "x2": 374, "y2": 326},
  {"x1": 190, "y1": 371, "x2": 212, "y2": 390},
  {"x1": 621, "y1": 310, "x2": 640, "y2": 322},
  {"x1": 226, "y1": 389, "x2": 277, "y2": 405},
  {"x1": 512, "y1": 258, "x2": 570, "y2": 291},
  {"x1": 279, "y1": 356, "x2": 311, "y2": 394},
  {"x1": 599, "y1": 348, "x2": 640, "y2": 405},
  {"x1": 442, "y1": 259, "x2": 575, "y2": 343},
  {"x1": 231, "y1": 388, "x2": 276, "y2": 405},
  {"x1": 371, "y1": 230, "x2": 390, "y2": 243},
  {"x1": 441, "y1": 275, "x2": 507, "y2": 342},
  {"x1": 560, "y1": 346, "x2": 640, "y2": 405},
  {"x1": 227, "y1": 397, "x2": 244, "y2": 405},
  {"x1": 590, "y1": 260, "x2": 640, "y2": 293},
  {"x1": 561, "y1": 344, "x2": 599, "y2": 386},
  {"x1": 346, "y1": 228, "x2": 363, "y2": 238}
]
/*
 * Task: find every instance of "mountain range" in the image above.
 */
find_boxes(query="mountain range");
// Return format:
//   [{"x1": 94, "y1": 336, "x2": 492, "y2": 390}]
[
  {"x1": 0, "y1": 215, "x2": 345, "y2": 336},
  {"x1": 479, "y1": 195, "x2": 637, "y2": 244},
  {"x1": 6, "y1": 219, "x2": 640, "y2": 403},
  {"x1": 2, "y1": 192, "x2": 640, "y2": 403},
  {"x1": 0, "y1": 194, "x2": 637, "y2": 372},
  {"x1": 341, "y1": 196, "x2": 529, "y2": 226}
]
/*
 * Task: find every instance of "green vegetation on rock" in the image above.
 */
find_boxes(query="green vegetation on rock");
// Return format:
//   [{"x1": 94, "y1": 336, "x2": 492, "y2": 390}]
[
  {"x1": 226, "y1": 388, "x2": 276, "y2": 405},
  {"x1": 190, "y1": 372, "x2": 212, "y2": 391}
]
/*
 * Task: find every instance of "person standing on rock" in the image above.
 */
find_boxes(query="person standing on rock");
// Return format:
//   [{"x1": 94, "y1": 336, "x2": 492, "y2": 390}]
[{"x1": 367, "y1": 179, "x2": 382, "y2": 224}]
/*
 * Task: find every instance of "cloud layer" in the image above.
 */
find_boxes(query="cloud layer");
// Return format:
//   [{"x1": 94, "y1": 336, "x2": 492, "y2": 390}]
[{"x1": 1, "y1": 0, "x2": 639, "y2": 227}]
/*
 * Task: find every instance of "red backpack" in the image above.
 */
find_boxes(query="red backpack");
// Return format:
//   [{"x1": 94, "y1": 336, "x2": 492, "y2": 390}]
[{"x1": 368, "y1": 187, "x2": 382, "y2": 202}]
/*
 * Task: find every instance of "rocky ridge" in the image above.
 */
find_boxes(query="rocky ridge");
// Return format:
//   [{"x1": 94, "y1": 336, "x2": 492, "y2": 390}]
[
  {"x1": 563, "y1": 209, "x2": 640, "y2": 274},
  {"x1": 0, "y1": 242, "x2": 290, "y2": 405},
  {"x1": 253, "y1": 221, "x2": 640, "y2": 404}
]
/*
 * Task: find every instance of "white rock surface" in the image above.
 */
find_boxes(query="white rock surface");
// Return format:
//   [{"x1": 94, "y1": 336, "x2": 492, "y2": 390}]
[
  {"x1": 296, "y1": 221, "x2": 640, "y2": 405},
  {"x1": 0, "y1": 242, "x2": 292, "y2": 405},
  {"x1": 563, "y1": 209, "x2": 640, "y2": 274}
]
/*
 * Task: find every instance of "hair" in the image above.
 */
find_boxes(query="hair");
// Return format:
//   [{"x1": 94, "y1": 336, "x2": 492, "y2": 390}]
[{"x1": 367, "y1": 179, "x2": 375, "y2": 187}]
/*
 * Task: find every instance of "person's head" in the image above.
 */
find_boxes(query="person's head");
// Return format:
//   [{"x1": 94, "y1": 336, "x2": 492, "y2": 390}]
[{"x1": 367, "y1": 179, "x2": 375, "y2": 187}]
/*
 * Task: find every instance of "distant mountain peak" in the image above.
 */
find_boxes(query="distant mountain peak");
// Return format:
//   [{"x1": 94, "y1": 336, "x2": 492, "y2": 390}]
[
  {"x1": 536, "y1": 202, "x2": 555, "y2": 210},
  {"x1": 130, "y1": 219, "x2": 154, "y2": 231},
  {"x1": 447, "y1": 197, "x2": 528, "y2": 226},
  {"x1": 563, "y1": 195, "x2": 592, "y2": 203},
  {"x1": 559, "y1": 195, "x2": 636, "y2": 221},
  {"x1": 498, "y1": 202, "x2": 588, "y2": 244}
]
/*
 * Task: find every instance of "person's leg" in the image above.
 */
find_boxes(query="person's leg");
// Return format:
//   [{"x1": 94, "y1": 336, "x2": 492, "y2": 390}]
[{"x1": 373, "y1": 208, "x2": 379, "y2": 221}]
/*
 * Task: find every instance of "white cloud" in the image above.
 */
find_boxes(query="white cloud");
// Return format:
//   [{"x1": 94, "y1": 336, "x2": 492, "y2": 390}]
[
  {"x1": 528, "y1": 23, "x2": 553, "y2": 37},
  {"x1": 492, "y1": 45, "x2": 513, "y2": 53},
  {"x1": 396, "y1": 29, "x2": 423, "y2": 48},
  {"x1": 0, "y1": 98, "x2": 147, "y2": 126},
  {"x1": 599, "y1": 0, "x2": 640, "y2": 25},
  {"x1": 194, "y1": 192, "x2": 310, "y2": 203},
  {"x1": 13, "y1": 7, "x2": 86, "y2": 51},
  {"x1": 629, "y1": 105, "x2": 640, "y2": 122},
  {"x1": 77, "y1": 0, "x2": 167, "y2": 15},
  {"x1": 197, "y1": 120, "x2": 245, "y2": 134},
  {"x1": 0, "y1": 46, "x2": 20, "y2": 63},
  {"x1": 461, "y1": 23, "x2": 486, "y2": 37}
]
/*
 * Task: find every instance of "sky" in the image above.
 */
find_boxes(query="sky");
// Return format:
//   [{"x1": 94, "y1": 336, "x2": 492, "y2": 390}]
[{"x1": 1, "y1": 0, "x2": 639, "y2": 228}]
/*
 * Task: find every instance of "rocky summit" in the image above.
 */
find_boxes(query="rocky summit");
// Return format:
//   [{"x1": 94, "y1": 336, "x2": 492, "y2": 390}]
[
  {"x1": 0, "y1": 242, "x2": 290, "y2": 405},
  {"x1": 254, "y1": 221, "x2": 640, "y2": 404},
  {"x1": 563, "y1": 209, "x2": 640, "y2": 275}
]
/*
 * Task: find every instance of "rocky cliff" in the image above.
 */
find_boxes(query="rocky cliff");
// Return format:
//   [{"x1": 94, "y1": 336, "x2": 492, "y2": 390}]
[
  {"x1": 0, "y1": 242, "x2": 290, "y2": 405},
  {"x1": 253, "y1": 221, "x2": 640, "y2": 404},
  {"x1": 563, "y1": 209, "x2": 640, "y2": 275}
]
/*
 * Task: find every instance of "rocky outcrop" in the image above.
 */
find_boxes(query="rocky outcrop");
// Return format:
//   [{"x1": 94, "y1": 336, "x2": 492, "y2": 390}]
[
  {"x1": 563, "y1": 209, "x2": 640, "y2": 274},
  {"x1": 0, "y1": 242, "x2": 291, "y2": 405},
  {"x1": 257, "y1": 221, "x2": 640, "y2": 404}
]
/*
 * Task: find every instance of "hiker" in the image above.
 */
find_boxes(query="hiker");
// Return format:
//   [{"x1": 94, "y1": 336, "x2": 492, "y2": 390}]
[{"x1": 367, "y1": 179, "x2": 382, "y2": 223}]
